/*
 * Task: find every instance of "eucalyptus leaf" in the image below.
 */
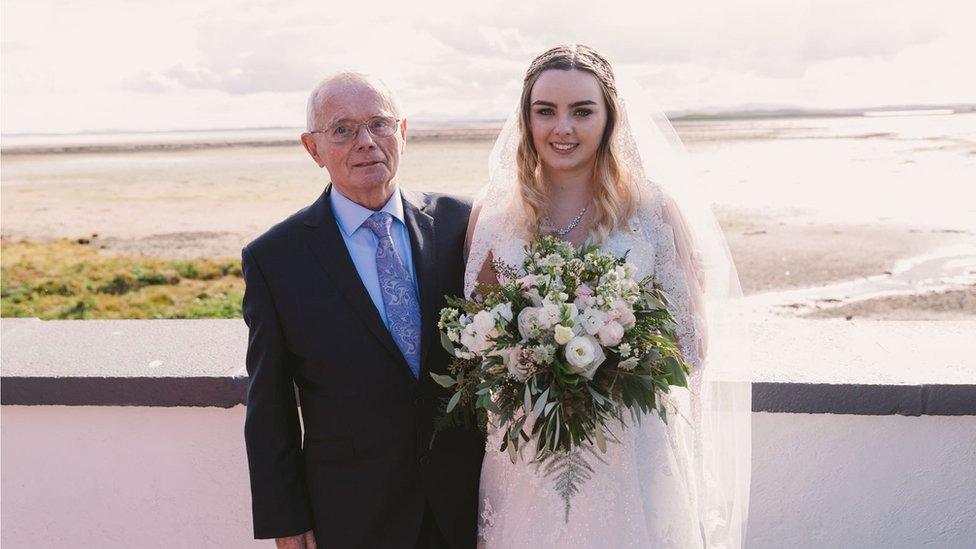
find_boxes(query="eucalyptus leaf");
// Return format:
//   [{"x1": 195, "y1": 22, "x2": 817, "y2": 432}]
[
  {"x1": 587, "y1": 385, "x2": 607, "y2": 405},
  {"x1": 446, "y1": 391, "x2": 462, "y2": 413},
  {"x1": 544, "y1": 401, "x2": 558, "y2": 416},
  {"x1": 595, "y1": 426, "x2": 607, "y2": 453},
  {"x1": 430, "y1": 372, "x2": 458, "y2": 388},
  {"x1": 439, "y1": 332, "x2": 457, "y2": 356},
  {"x1": 554, "y1": 412, "x2": 561, "y2": 447},
  {"x1": 532, "y1": 387, "x2": 551, "y2": 418}
]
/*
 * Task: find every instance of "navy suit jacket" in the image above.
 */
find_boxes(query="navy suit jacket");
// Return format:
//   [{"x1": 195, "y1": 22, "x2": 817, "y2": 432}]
[{"x1": 242, "y1": 185, "x2": 484, "y2": 547}]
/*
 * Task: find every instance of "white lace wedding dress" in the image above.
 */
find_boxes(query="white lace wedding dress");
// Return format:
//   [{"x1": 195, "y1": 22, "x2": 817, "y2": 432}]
[
  {"x1": 467, "y1": 76, "x2": 751, "y2": 547},
  {"x1": 473, "y1": 213, "x2": 707, "y2": 548}
]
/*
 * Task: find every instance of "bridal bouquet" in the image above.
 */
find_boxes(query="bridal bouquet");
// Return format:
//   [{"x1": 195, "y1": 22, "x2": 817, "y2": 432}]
[{"x1": 433, "y1": 236, "x2": 692, "y2": 518}]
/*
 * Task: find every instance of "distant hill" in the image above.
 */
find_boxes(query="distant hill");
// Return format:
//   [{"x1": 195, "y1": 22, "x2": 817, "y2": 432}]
[{"x1": 669, "y1": 104, "x2": 975, "y2": 121}]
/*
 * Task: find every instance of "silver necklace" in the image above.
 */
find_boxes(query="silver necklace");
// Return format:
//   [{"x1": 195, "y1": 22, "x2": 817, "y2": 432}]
[{"x1": 543, "y1": 205, "x2": 588, "y2": 238}]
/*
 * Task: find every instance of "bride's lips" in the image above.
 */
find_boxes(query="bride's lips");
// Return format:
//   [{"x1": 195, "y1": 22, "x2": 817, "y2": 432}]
[{"x1": 549, "y1": 142, "x2": 579, "y2": 155}]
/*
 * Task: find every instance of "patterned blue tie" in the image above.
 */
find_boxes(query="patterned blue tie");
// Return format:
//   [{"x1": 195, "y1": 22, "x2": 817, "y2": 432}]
[{"x1": 362, "y1": 212, "x2": 422, "y2": 378}]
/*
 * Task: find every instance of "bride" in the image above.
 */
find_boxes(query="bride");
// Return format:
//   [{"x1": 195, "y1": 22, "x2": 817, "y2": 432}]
[{"x1": 464, "y1": 45, "x2": 752, "y2": 548}]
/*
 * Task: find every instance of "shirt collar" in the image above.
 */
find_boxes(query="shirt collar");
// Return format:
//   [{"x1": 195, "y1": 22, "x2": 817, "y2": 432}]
[{"x1": 330, "y1": 185, "x2": 406, "y2": 238}]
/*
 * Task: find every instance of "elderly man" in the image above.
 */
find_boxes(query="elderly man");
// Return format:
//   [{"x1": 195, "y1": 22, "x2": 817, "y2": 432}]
[{"x1": 242, "y1": 72, "x2": 484, "y2": 549}]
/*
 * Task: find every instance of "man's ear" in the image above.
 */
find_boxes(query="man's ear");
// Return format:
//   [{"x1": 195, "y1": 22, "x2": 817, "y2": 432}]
[
  {"x1": 399, "y1": 118, "x2": 408, "y2": 154},
  {"x1": 301, "y1": 133, "x2": 327, "y2": 168}
]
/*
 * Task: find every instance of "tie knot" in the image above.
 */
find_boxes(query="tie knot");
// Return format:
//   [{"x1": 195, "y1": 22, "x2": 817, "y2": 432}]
[{"x1": 362, "y1": 211, "x2": 393, "y2": 239}]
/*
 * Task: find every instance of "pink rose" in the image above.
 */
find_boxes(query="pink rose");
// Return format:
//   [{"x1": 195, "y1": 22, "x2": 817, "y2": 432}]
[
  {"x1": 574, "y1": 284, "x2": 594, "y2": 298},
  {"x1": 597, "y1": 320, "x2": 625, "y2": 347},
  {"x1": 613, "y1": 299, "x2": 636, "y2": 329}
]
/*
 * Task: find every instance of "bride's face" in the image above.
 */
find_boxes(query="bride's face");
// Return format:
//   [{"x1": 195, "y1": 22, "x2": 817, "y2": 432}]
[{"x1": 528, "y1": 69, "x2": 608, "y2": 176}]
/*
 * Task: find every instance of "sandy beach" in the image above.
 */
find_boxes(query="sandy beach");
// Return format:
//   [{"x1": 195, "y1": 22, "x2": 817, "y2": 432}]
[{"x1": 3, "y1": 114, "x2": 975, "y2": 320}]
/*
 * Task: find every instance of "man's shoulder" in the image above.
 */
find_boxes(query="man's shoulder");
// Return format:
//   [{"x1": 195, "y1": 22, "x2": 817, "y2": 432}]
[
  {"x1": 243, "y1": 202, "x2": 314, "y2": 260},
  {"x1": 412, "y1": 191, "x2": 473, "y2": 218}
]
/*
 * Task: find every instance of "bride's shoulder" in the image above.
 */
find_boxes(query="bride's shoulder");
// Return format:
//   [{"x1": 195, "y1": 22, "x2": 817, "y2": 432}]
[{"x1": 464, "y1": 201, "x2": 482, "y2": 256}]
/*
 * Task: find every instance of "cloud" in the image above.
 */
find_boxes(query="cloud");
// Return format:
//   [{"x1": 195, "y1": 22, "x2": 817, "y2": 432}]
[{"x1": 2, "y1": 0, "x2": 974, "y2": 133}]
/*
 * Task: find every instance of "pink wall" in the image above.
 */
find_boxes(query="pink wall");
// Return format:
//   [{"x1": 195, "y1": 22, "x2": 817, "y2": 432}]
[
  {"x1": 1, "y1": 405, "x2": 264, "y2": 547},
  {"x1": 3, "y1": 406, "x2": 975, "y2": 547}
]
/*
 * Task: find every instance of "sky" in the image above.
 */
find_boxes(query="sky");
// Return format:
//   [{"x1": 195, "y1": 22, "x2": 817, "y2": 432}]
[{"x1": 2, "y1": 0, "x2": 974, "y2": 134}]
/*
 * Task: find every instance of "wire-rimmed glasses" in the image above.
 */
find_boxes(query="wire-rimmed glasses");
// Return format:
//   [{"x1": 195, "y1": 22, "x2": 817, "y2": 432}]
[{"x1": 309, "y1": 116, "x2": 401, "y2": 144}]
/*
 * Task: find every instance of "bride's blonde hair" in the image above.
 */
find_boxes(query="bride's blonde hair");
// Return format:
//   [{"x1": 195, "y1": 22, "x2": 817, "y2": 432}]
[{"x1": 516, "y1": 44, "x2": 636, "y2": 242}]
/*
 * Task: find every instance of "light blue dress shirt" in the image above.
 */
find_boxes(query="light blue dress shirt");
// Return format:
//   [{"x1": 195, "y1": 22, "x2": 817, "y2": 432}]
[{"x1": 330, "y1": 186, "x2": 419, "y2": 328}]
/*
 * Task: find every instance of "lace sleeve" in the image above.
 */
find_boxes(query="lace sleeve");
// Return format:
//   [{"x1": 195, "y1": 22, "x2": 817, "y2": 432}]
[{"x1": 640, "y1": 185, "x2": 708, "y2": 382}]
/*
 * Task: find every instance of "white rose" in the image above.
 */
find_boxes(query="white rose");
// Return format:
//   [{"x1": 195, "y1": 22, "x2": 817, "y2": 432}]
[
  {"x1": 553, "y1": 324, "x2": 574, "y2": 345},
  {"x1": 598, "y1": 320, "x2": 625, "y2": 347},
  {"x1": 472, "y1": 310, "x2": 496, "y2": 336},
  {"x1": 536, "y1": 301, "x2": 561, "y2": 329},
  {"x1": 517, "y1": 307, "x2": 540, "y2": 340},
  {"x1": 460, "y1": 325, "x2": 489, "y2": 354},
  {"x1": 491, "y1": 302, "x2": 514, "y2": 322},
  {"x1": 564, "y1": 336, "x2": 606, "y2": 379},
  {"x1": 579, "y1": 308, "x2": 607, "y2": 336},
  {"x1": 525, "y1": 288, "x2": 544, "y2": 306},
  {"x1": 517, "y1": 274, "x2": 536, "y2": 290}
]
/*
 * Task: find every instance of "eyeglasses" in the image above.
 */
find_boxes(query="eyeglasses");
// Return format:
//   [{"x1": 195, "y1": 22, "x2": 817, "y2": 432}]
[{"x1": 309, "y1": 116, "x2": 401, "y2": 144}]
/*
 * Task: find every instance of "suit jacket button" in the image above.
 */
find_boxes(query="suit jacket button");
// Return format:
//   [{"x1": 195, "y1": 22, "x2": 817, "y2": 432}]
[{"x1": 419, "y1": 454, "x2": 431, "y2": 466}]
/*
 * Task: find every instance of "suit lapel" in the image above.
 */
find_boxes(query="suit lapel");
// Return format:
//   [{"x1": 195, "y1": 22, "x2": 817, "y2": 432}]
[
  {"x1": 401, "y1": 190, "x2": 438, "y2": 380},
  {"x1": 302, "y1": 186, "x2": 413, "y2": 380}
]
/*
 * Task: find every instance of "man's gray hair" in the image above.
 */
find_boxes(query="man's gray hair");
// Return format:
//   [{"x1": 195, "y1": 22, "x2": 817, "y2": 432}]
[{"x1": 305, "y1": 72, "x2": 402, "y2": 131}]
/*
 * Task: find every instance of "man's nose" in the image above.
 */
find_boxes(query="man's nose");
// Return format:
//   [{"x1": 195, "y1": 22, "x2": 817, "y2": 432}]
[{"x1": 352, "y1": 124, "x2": 377, "y2": 149}]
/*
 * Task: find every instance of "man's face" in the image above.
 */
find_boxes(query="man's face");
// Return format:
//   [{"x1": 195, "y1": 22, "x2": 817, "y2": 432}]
[{"x1": 303, "y1": 81, "x2": 406, "y2": 202}]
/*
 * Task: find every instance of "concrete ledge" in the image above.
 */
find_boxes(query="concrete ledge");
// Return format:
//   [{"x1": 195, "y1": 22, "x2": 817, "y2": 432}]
[
  {"x1": 0, "y1": 376, "x2": 247, "y2": 408},
  {"x1": 2, "y1": 318, "x2": 974, "y2": 414},
  {"x1": 2, "y1": 376, "x2": 974, "y2": 414},
  {"x1": 752, "y1": 382, "x2": 976, "y2": 415}
]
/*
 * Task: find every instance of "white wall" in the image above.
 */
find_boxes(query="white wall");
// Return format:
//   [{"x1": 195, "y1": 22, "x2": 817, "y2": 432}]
[
  {"x1": 748, "y1": 412, "x2": 976, "y2": 549},
  {"x1": 2, "y1": 406, "x2": 975, "y2": 548}
]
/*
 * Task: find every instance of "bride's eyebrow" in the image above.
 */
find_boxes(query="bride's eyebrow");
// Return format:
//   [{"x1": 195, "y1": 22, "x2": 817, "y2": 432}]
[{"x1": 531, "y1": 100, "x2": 598, "y2": 108}]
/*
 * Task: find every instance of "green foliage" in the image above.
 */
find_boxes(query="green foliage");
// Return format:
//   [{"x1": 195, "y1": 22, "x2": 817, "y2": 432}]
[
  {"x1": 1, "y1": 239, "x2": 244, "y2": 319},
  {"x1": 536, "y1": 445, "x2": 609, "y2": 523},
  {"x1": 432, "y1": 234, "x2": 696, "y2": 516}
]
